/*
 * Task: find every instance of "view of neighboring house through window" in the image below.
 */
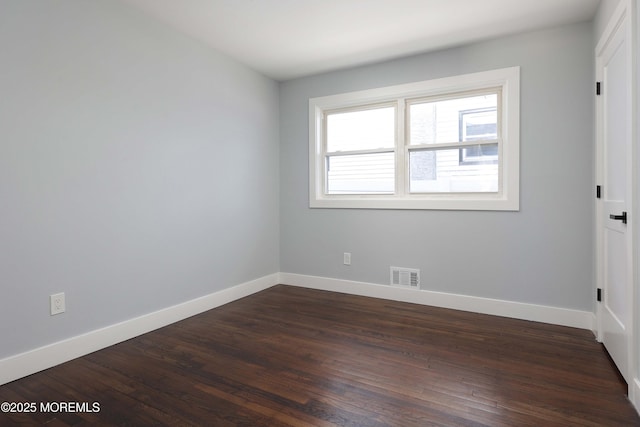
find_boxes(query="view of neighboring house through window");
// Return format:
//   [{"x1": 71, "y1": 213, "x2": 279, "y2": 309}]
[
  {"x1": 459, "y1": 107, "x2": 498, "y2": 164},
  {"x1": 326, "y1": 105, "x2": 396, "y2": 194},
  {"x1": 309, "y1": 67, "x2": 519, "y2": 210},
  {"x1": 408, "y1": 90, "x2": 499, "y2": 193}
]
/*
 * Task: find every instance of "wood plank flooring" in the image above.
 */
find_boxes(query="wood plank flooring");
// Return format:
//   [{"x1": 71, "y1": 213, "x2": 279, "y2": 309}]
[{"x1": 1, "y1": 285, "x2": 638, "y2": 426}]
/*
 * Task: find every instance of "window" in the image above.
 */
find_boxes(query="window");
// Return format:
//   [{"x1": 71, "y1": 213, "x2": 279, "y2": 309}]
[
  {"x1": 309, "y1": 67, "x2": 520, "y2": 210},
  {"x1": 325, "y1": 105, "x2": 395, "y2": 194},
  {"x1": 407, "y1": 90, "x2": 500, "y2": 193}
]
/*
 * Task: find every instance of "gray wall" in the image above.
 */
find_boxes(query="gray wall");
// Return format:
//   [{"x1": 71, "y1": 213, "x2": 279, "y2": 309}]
[
  {"x1": 280, "y1": 22, "x2": 594, "y2": 311},
  {"x1": 0, "y1": 0, "x2": 279, "y2": 359},
  {"x1": 0, "y1": 0, "x2": 599, "y2": 363}
]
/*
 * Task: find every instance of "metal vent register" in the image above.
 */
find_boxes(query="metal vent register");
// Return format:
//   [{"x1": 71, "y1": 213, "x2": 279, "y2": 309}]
[{"x1": 390, "y1": 267, "x2": 420, "y2": 289}]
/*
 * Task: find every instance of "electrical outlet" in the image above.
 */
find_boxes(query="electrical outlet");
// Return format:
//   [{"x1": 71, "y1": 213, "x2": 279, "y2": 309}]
[
  {"x1": 343, "y1": 252, "x2": 351, "y2": 265},
  {"x1": 50, "y1": 293, "x2": 65, "y2": 316}
]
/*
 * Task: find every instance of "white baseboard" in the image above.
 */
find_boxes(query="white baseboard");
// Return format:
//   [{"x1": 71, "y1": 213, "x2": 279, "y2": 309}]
[
  {"x1": 0, "y1": 273, "x2": 278, "y2": 386},
  {"x1": 279, "y1": 272, "x2": 594, "y2": 330},
  {"x1": 0, "y1": 272, "x2": 597, "y2": 387},
  {"x1": 590, "y1": 312, "x2": 598, "y2": 339},
  {"x1": 632, "y1": 378, "x2": 640, "y2": 416}
]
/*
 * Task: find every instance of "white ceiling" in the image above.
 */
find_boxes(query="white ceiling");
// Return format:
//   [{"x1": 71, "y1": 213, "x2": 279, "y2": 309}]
[{"x1": 120, "y1": 0, "x2": 601, "y2": 81}]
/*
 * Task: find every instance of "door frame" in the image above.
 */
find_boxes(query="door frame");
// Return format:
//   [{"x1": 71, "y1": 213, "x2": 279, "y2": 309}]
[{"x1": 594, "y1": 0, "x2": 637, "y2": 405}]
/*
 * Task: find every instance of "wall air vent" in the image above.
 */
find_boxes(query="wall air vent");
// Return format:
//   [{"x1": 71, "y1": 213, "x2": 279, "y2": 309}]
[{"x1": 390, "y1": 267, "x2": 420, "y2": 289}]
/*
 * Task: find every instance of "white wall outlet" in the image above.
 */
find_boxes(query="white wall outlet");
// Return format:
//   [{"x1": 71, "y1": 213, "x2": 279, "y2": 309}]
[
  {"x1": 50, "y1": 292, "x2": 65, "y2": 315},
  {"x1": 343, "y1": 252, "x2": 351, "y2": 265}
]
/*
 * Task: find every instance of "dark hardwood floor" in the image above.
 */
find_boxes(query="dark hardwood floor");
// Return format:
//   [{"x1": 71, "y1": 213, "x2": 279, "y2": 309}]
[{"x1": 1, "y1": 285, "x2": 638, "y2": 426}]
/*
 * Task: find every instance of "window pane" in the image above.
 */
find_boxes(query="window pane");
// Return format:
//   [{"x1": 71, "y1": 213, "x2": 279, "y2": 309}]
[
  {"x1": 327, "y1": 152, "x2": 394, "y2": 194},
  {"x1": 327, "y1": 106, "x2": 395, "y2": 152},
  {"x1": 462, "y1": 108, "x2": 497, "y2": 141},
  {"x1": 409, "y1": 147, "x2": 498, "y2": 193},
  {"x1": 409, "y1": 93, "x2": 497, "y2": 145},
  {"x1": 460, "y1": 144, "x2": 498, "y2": 165}
]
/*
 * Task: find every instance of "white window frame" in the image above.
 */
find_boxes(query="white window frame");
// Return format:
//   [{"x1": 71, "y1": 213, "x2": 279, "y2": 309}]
[{"x1": 309, "y1": 66, "x2": 520, "y2": 211}]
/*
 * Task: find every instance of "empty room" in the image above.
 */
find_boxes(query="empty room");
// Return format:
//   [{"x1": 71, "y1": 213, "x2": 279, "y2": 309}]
[{"x1": 1, "y1": 0, "x2": 640, "y2": 425}]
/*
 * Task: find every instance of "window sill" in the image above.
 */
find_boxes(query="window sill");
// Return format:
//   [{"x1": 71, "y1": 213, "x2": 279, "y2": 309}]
[{"x1": 309, "y1": 194, "x2": 519, "y2": 211}]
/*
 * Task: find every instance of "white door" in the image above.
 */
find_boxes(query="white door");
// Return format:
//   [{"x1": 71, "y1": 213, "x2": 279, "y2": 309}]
[{"x1": 596, "y1": 1, "x2": 633, "y2": 384}]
